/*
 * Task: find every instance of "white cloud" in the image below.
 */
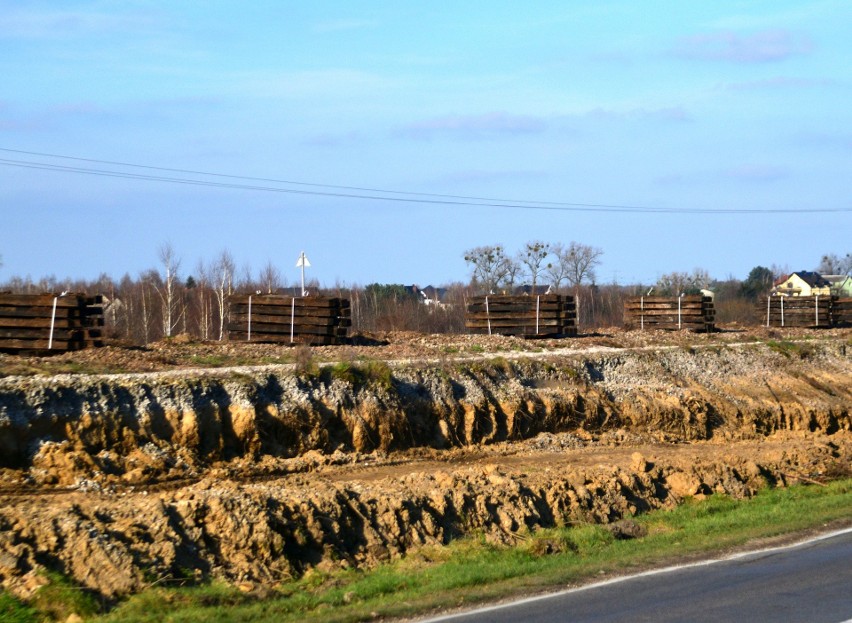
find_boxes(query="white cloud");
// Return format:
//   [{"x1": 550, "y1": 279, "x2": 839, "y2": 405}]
[
  {"x1": 0, "y1": 7, "x2": 160, "y2": 39},
  {"x1": 438, "y1": 169, "x2": 546, "y2": 185},
  {"x1": 723, "y1": 164, "x2": 790, "y2": 182},
  {"x1": 397, "y1": 112, "x2": 547, "y2": 140},
  {"x1": 301, "y1": 131, "x2": 365, "y2": 148},
  {"x1": 584, "y1": 106, "x2": 691, "y2": 122},
  {"x1": 231, "y1": 69, "x2": 390, "y2": 99},
  {"x1": 674, "y1": 30, "x2": 813, "y2": 63},
  {"x1": 725, "y1": 76, "x2": 833, "y2": 91}
]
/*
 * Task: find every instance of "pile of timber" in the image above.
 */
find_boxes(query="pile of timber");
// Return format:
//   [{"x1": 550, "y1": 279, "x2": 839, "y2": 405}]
[
  {"x1": 832, "y1": 298, "x2": 852, "y2": 327},
  {"x1": 0, "y1": 293, "x2": 104, "y2": 353},
  {"x1": 760, "y1": 295, "x2": 831, "y2": 328},
  {"x1": 624, "y1": 295, "x2": 715, "y2": 332},
  {"x1": 465, "y1": 294, "x2": 577, "y2": 338},
  {"x1": 227, "y1": 295, "x2": 350, "y2": 345}
]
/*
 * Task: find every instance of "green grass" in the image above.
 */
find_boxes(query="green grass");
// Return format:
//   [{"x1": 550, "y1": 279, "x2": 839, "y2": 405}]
[
  {"x1": 187, "y1": 354, "x2": 228, "y2": 367},
  {"x1": 0, "y1": 592, "x2": 38, "y2": 623},
  {"x1": 323, "y1": 359, "x2": 394, "y2": 391},
  {"x1": 766, "y1": 339, "x2": 817, "y2": 360},
  {"x1": 24, "y1": 571, "x2": 101, "y2": 621},
  {"x1": 50, "y1": 478, "x2": 849, "y2": 623}
]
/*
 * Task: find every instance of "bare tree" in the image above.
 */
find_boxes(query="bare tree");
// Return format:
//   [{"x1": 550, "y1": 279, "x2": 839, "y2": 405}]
[
  {"x1": 503, "y1": 258, "x2": 521, "y2": 292},
  {"x1": 212, "y1": 250, "x2": 235, "y2": 341},
  {"x1": 113, "y1": 273, "x2": 134, "y2": 341},
  {"x1": 818, "y1": 252, "x2": 852, "y2": 275},
  {"x1": 154, "y1": 243, "x2": 182, "y2": 337},
  {"x1": 193, "y1": 260, "x2": 213, "y2": 340},
  {"x1": 546, "y1": 243, "x2": 570, "y2": 292},
  {"x1": 463, "y1": 245, "x2": 517, "y2": 293},
  {"x1": 136, "y1": 273, "x2": 159, "y2": 344},
  {"x1": 656, "y1": 268, "x2": 710, "y2": 295},
  {"x1": 237, "y1": 262, "x2": 254, "y2": 293},
  {"x1": 770, "y1": 263, "x2": 791, "y2": 281},
  {"x1": 691, "y1": 268, "x2": 711, "y2": 290},
  {"x1": 549, "y1": 242, "x2": 603, "y2": 291},
  {"x1": 517, "y1": 241, "x2": 551, "y2": 291},
  {"x1": 258, "y1": 260, "x2": 282, "y2": 294}
]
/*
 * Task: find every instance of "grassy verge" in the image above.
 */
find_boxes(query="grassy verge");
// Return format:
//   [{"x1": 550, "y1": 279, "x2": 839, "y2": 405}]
[{"x1": 4, "y1": 479, "x2": 851, "y2": 623}]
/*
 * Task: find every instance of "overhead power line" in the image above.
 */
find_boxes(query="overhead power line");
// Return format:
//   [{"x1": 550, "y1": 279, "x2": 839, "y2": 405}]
[{"x1": 1, "y1": 147, "x2": 849, "y2": 214}]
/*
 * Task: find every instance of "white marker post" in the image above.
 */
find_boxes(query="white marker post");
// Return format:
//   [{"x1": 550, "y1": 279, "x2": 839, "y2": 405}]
[{"x1": 296, "y1": 251, "x2": 311, "y2": 296}]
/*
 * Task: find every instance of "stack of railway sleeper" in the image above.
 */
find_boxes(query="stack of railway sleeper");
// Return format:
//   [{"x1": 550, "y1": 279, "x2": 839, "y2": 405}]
[
  {"x1": 465, "y1": 294, "x2": 577, "y2": 338},
  {"x1": 624, "y1": 295, "x2": 715, "y2": 332},
  {"x1": 831, "y1": 297, "x2": 852, "y2": 327},
  {"x1": 761, "y1": 295, "x2": 832, "y2": 328},
  {"x1": 228, "y1": 295, "x2": 350, "y2": 345},
  {"x1": 0, "y1": 293, "x2": 104, "y2": 353}
]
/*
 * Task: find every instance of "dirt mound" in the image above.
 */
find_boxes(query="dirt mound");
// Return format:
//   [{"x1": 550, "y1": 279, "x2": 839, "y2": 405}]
[
  {"x1": 1, "y1": 432, "x2": 848, "y2": 599},
  {"x1": 0, "y1": 333, "x2": 849, "y2": 599},
  {"x1": 1, "y1": 340, "x2": 849, "y2": 481}
]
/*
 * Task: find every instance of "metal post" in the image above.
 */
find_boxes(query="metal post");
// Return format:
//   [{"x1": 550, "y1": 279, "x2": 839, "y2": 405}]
[
  {"x1": 290, "y1": 297, "x2": 296, "y2": 344},
  {"x1": 766, "y1": 296, "x2": 771, "y2": 327},
  {"x1": 48, "y1": 296, "x2": 58, "y2": 350},
  {"x1": 576, "y1": 294, "x2": 580, "y2": 328},
  {"x1": 296, "y1": 251, "x2": 311, "y2": 297},
  {"x1": 485, "y1": 296, "x2": 492, "y2": 336},
  {"x1": 247, "y1": 295, "x2": 252, "y2": 342},
  {"x1": 815, "y1": 294, "x2": 819, "y2": 327},
  {"x1": 535, "y1": 295, "x2": 540, "y2": 335}
]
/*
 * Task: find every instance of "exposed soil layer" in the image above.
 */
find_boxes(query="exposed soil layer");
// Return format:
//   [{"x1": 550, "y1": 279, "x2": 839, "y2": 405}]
[{"x1": 0, "y1": 329, "x2": 850, "y2": 599}]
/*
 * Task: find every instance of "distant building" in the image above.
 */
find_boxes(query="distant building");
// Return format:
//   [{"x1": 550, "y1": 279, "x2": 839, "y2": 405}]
[
  {"x1": 419, "y1": 285, "x2": 449, "y2": 306},
  {"x1": 404, "y1": 284, "x2": 451, "y2": 306},
  {"x1": 513, "y1": 284, "x2": 552, "y2": 296},
  {"x1": 772, "y1": 271, "x2": 831, "y2": 296},
  {"x1": 823, "y1": 274, "x2": 852, "y2": 297}
]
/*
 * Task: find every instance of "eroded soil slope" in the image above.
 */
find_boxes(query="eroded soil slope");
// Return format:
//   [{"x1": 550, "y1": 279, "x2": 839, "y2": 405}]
[{"x1": 0, "y1": 331, "x2": 850, "y2": 599}]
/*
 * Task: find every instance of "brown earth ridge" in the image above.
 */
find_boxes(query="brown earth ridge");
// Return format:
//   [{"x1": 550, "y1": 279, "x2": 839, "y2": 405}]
[{"x1": 0, "y1": 329, "x2": 850, "y2": 599}]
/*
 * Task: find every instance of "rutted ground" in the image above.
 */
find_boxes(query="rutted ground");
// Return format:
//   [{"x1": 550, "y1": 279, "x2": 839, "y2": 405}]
[{"x1": 0, "y1": 331, "x2": 850, "y2": 599}]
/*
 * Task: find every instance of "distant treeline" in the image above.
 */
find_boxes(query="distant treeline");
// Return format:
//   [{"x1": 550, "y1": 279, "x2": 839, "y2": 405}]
[
  {"x1": 0, "y1": 271, "x2": 773, "y2": 345},
  {"x1": 3, "y1": 242, "x2": 843, "y2": 344}
]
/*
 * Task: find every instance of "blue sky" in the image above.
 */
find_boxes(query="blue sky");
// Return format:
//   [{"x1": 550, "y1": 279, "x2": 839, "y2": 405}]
[{"x1": 1, "y1": 1, "x2": 850, "y2": 288}]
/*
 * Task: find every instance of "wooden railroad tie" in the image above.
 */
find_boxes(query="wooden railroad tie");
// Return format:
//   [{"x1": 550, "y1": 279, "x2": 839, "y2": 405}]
[
  {"x1": 227, "y1": 294, "x2": 351, "y2": 345},
  {"x1": 465, "y1": 294, "x2": 578, "y2": 338},
  {"x1": 0, "y1": 293, "x2": 105, "y2": 354},
  {"x1": 760, "y1": 296, "x2": 842, "y2": 328},
  {"x1": 623, "y1": 295, "x2": 715, "y2": 332}
]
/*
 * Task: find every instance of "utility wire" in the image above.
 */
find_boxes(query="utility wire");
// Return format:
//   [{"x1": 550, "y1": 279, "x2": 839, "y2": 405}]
[
  {"x1": 0, "y1": 146, "x2": 656, "y2": 210},
  {"x1": 0, "y1": 157, "x2": 679, "y2": 213},
  {"x1": 1, "y1": 148, "x2": 849, "y2": 214}
]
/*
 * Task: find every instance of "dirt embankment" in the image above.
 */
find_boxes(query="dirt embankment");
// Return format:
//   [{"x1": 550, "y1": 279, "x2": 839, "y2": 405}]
[{"x1": 0, "y1": 335, "x2": 850, "y2": 599}]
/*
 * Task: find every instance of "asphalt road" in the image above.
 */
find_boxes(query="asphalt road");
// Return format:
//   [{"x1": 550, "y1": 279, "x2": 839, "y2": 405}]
[{"x1": 422, "y1": 529, "x2": 852, "y2": 623}]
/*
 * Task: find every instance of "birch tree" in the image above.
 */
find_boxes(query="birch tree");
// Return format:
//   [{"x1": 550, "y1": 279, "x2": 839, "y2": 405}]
[
  {"x1": 155, "y1": 243, "x2": 182, "y2": 337},
  {"x1": 194, "y1": 260, "x2": 213, "y2": 340},
  {"x1": 212, "y1": 250, "x2": 235, "y2": 341}
]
